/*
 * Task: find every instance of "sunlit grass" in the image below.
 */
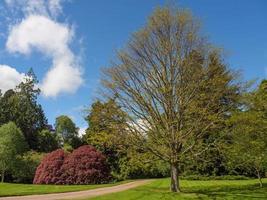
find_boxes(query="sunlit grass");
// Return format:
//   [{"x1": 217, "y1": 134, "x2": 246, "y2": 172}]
[
  {"x1": 0, "y1": 180, "x2": 131, "y2": 197},
  {"x1": 88, "y1": 178, "x2": 267, "y2": 200}
]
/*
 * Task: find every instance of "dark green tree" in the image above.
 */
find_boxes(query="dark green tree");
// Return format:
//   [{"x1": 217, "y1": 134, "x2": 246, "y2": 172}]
[
  {"x1": 84, "y1": 99, "x2": 128, "y2": 175},
  {"x1": 0, "y1": 70, "x2": 48, "y2": 150},
  {"x1": 55, "y1": 115, "x2": 82, "y2": 149},
  {"x1": 36, "y1": 129, "x2": 59, "y2": 153}
]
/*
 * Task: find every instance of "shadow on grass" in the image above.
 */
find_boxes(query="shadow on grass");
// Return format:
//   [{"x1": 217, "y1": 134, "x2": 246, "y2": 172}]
[
  {"x1": 185, "y1": 183, "x2": 267, "y2": 199},
  {"x1": 132, "y1": 182, "x2": 267, "y2": 200}
]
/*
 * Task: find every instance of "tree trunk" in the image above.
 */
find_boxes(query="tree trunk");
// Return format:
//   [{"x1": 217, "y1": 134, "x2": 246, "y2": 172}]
[
  {"x1": 256, "y1": 170, "x2": 263, "y2": 188},
  {"x1": 170, "y1": 163, "x2": 180, "y2": 192},
  {"x1": 1, "y1": 169, "x2": 4, "y2": 183}
]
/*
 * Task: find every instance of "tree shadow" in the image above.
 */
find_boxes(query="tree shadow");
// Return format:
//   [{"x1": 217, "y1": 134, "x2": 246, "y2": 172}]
[
  {"x1": 131, "y1": 182, "x2": 267, "y2": 200},
  {"x1": 183, "y1": 183, "x2": 267, "y2": 199}
]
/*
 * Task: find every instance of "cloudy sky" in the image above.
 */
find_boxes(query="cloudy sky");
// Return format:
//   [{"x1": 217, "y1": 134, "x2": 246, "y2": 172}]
[{"x1": 0, "y1": 0, "x2": 266, "y2": 134}]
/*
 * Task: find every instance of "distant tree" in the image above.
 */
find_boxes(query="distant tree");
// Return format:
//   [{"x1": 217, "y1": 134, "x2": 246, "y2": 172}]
[
  {"x1": 36, "y1": 130, "x2": 59, "y2": 153},
  {"x1": 55, "y1": 115, "x2": 82, "y2": 149},
  {"x1": 226, "y1": 80, "x2": 267, "y2": 187},
  {"x1": 84, "y1": 99, "x2": 128, "y2": 174},
  {"x1": 0, "y1": 69, "x2": 48, "y2": 150},
  {"x1": 0, "y1": 122, "x2": 28, "y2": 182},
  {"x1": 102, "y1": 7, "x2": 241, "y2": 192}
]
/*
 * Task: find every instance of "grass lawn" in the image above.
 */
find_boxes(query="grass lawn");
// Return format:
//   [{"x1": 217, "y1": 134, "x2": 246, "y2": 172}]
[
  {"x1": 0, "y1": 180, "x2": 131, "y2": 197},
  {"x1": 88, "y1": 178, "x2": 267, "y2": 200}
]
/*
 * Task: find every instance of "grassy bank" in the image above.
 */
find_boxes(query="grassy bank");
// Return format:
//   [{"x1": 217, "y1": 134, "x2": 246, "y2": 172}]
[
  {"x1": 0, "y1": 180, "x2": 131, "y2": 197},
  {"x1": 88, "y1": 178, "x2": 267, "y2": 200}
]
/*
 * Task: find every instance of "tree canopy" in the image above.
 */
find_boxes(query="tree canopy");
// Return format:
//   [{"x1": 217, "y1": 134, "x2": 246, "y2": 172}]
[
  {"x1": 102, "y1": 7, "x2": 242, "y2": 192},
  {"x1": 226, "y1": 80, "x2": 267, "y2": 187},
  {"x1": 0, "y1": 73, "x2": 48, "y2": 150},
  {"x1": 0, "y1": 122, "x2": 28, "y2": 182}
]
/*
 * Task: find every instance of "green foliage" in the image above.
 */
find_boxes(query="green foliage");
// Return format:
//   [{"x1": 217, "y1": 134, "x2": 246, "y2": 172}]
[
  {"x1": 36, "y1": 130, "x2": 59, "y2": 153},
  {"x1": 55, "y1": 115, "x2": 82, "y2": 149},
  {"x1": 225, "y1": 80, "x2": 267, "y2": 187},
  {"x1": 12, "y1": 151, "x2": 45, "y2": 183},
  {"x1": 182, "y1": 147, "x2": 228, "y2": 177},
  {"x1": 84, "y1": 99, "x2": 128, "y2": 174},
  {"x1": 118, "y1": 151, "x2": 169, "y2": 180},
  {"x1": 0, "y1": 122, "x2": 28, "y2": 182},
  {"x1": 0, "y1": 74, "x2": 48, "y2": 150},
  {"x1": 85, "y1": 99, "x2": 127, "y2": 150},
  {"x1": 102, "y1": 6, "x2": 243, "y2": 192}
]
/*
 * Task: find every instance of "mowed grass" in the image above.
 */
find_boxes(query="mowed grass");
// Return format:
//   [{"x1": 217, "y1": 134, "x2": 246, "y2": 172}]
[
  {"x1": 88, "y1": 178, "x2": 267, "y2": 200},
  {"x1": 0, "y1": 180, "x2": 131, "y2": 197}
]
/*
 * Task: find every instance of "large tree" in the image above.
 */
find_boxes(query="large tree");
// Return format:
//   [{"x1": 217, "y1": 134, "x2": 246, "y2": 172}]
[
  {"x1": 0, "y1": 71, "x2": 48, "y2": 150},
  {"x1": 0, "y1": 122, "x2": 28, "y2": 182},
  {"x1": 102, "y1": 7, "x2": 241, "y2": 192}
]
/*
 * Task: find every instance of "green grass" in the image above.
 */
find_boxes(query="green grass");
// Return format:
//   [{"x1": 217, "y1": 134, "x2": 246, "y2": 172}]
[
  {"x1": 88, "y1": 178, "x2": 267, "y2": 200},
  {"x1": 0, "y1": 180, "x2": 131, "y2": 197}
]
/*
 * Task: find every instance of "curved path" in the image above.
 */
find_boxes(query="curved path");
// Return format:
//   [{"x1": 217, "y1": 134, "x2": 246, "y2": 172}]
[{"x1": 0, "y1": 180, "x2": 151, "y2": 200}]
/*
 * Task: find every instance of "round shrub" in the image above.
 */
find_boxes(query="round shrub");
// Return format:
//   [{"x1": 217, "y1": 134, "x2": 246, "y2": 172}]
[
  {"x1": 33, "y1": 145, "x2": 110, "y2": 184},
  {"x1": 33, "y1": 149, "x2": 66, "y2": 184},
  {"x1": 61, "y1": 145, "x2": 111, "y2": 184}
]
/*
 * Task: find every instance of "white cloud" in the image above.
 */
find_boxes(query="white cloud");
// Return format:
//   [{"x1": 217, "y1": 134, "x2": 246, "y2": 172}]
[
  {"x1": 6, "y1": 15, "x2": 83, "y2": 97},
  {"x1": 0, "y1": 65, "x2": 26, "y2": 93},
  {"x1": 78, "y1": 127, "x2": 86, "y2": 137},
  {"x1": 5, "y1": 0, "x2": 63, "y2": 18}
]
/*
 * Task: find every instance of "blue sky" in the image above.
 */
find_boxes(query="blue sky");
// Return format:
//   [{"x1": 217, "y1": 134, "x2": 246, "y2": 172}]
[{"x1": 0, "y1": 0, "x2": 266, "y2": 134}]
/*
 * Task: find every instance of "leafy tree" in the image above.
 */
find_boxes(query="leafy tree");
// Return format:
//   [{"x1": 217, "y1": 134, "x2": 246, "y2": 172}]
[
  {"x1": 55, "y1": 115, "x2": 82, "y2": 149},
  {"x1": 0, "y1": 122, "x2": 28, "y2": 182},
  {"x1": 84, "y1": 99, "x2": 128, "y2": 174},
  {"x1": 102, "y1": 7, "x2": 241, "y2": 192},
  {"x1": 119, "y1": 149, "x2": 169, "y2": 180},
  {"x1": 226, "y1": 80, "x2": 267, "y2": 187},
  {"x1": 0, "y1": 70, "x2": 48, "y2": 150},
  {"x1": 12, "y1": 151, "x2": 45, "y2": 183},
  {"x1": 36, "y1": 130, "x2": 59, "y2": 153}
]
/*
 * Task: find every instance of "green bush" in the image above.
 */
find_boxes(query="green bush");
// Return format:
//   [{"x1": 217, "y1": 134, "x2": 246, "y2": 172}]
[
  {"x1": 116, "y1": 151, "x2": 169, "y2": 180},
  {"x1": 12, "y1": 151, "x2": 45, "y2": 183},
  {"x1": 180, "y1": 175, "x2": 251, "y2": 180}
]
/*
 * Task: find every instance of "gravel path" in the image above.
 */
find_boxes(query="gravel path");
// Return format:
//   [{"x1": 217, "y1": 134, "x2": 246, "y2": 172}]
[{"x1": 0, "y1": 180, "x2": 151, "y2": 200}]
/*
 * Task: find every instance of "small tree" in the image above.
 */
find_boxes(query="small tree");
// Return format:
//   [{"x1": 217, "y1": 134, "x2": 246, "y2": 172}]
[
  {"x1": 227, "y1": 80, "x2": 267, "y2": 187},
  {"x1": 0, "y1": 122, "x2": 28, "y2": 182}
]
